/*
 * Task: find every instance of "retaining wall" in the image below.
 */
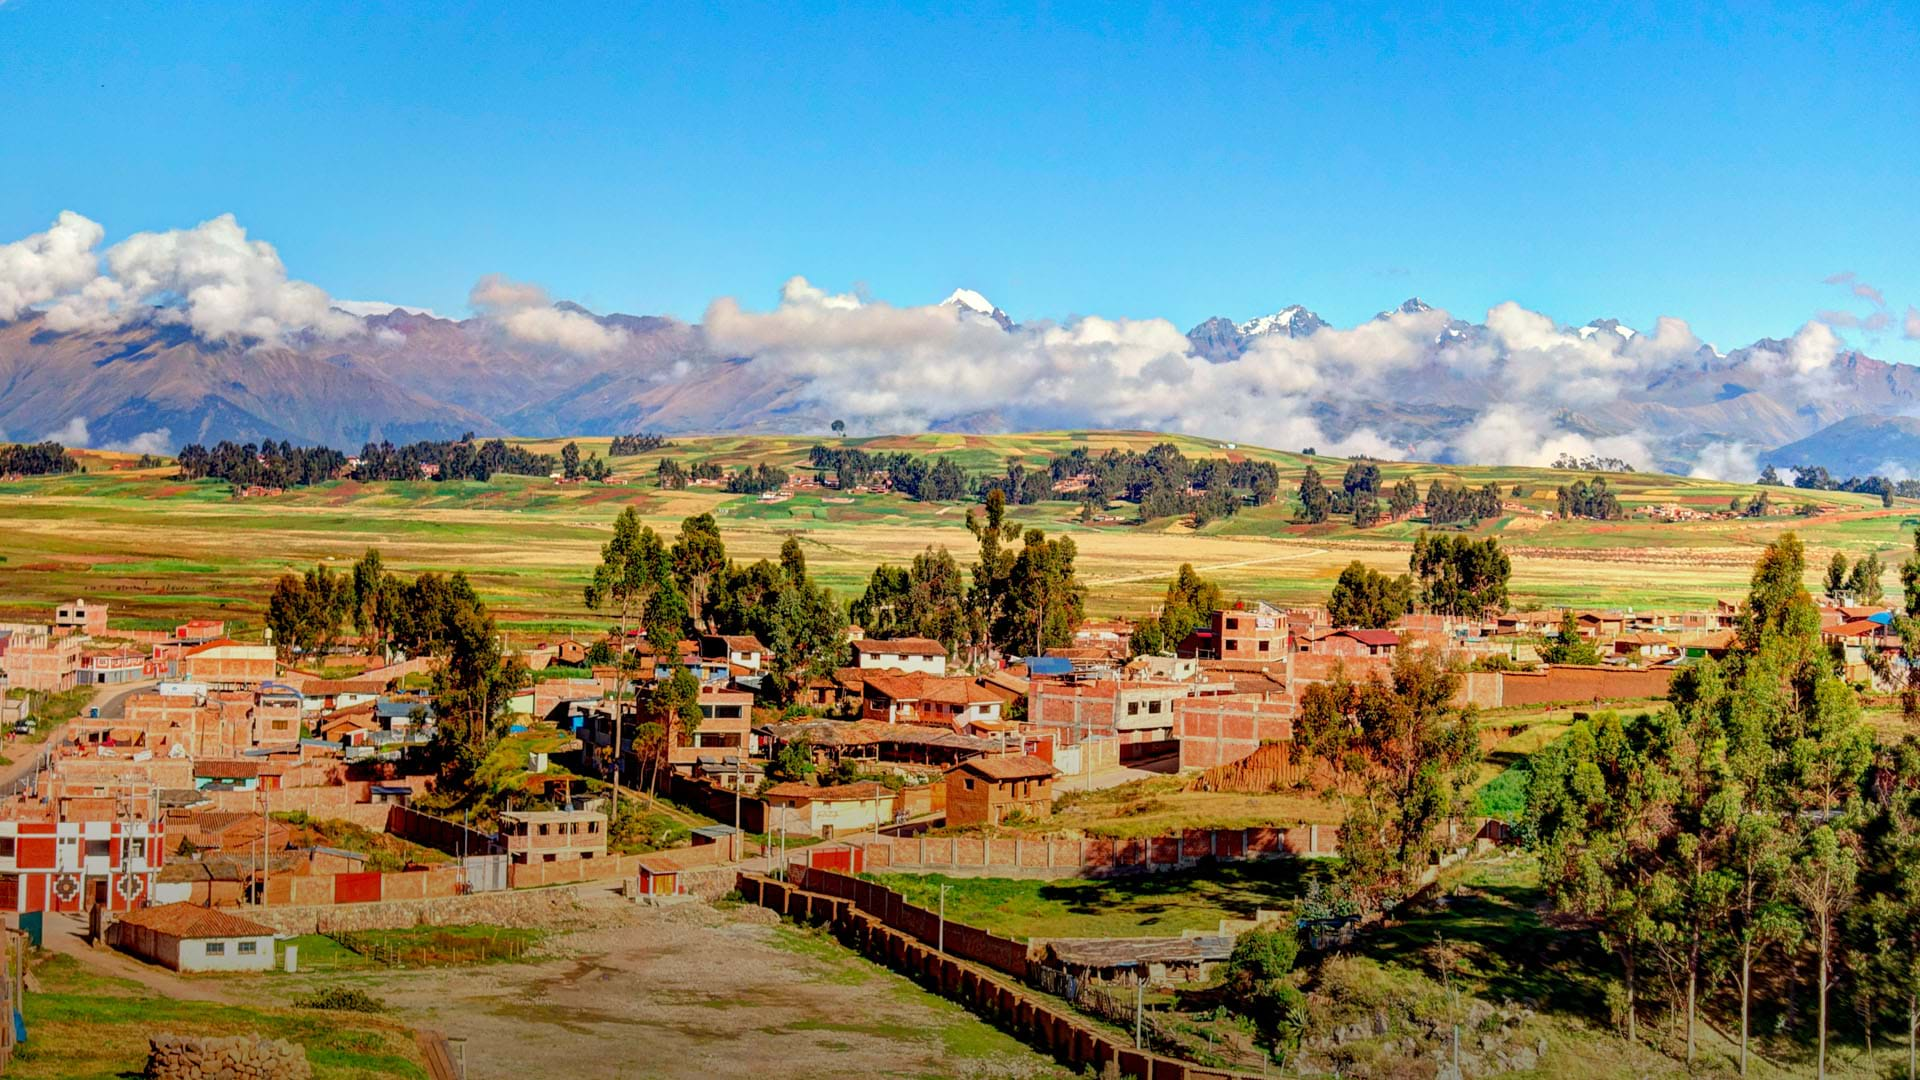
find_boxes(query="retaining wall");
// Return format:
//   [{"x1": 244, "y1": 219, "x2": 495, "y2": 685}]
[{"x1": 738, "y1": 872, "x2": 1259, "y2": 1080}]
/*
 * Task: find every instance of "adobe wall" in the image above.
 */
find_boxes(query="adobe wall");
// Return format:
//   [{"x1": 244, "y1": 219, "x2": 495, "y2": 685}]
[
  {"x1": 1498, "y1": 664, "x2": 1672, "y2": 707},
  {"x1": 819, "y1": 825, "x2": 1339, "y2": 880}
]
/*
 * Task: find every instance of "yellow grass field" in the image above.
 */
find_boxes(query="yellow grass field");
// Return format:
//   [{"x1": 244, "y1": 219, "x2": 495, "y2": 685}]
[{"x1": 0, "y1": 432, "x2": 1910, "y2": 638}]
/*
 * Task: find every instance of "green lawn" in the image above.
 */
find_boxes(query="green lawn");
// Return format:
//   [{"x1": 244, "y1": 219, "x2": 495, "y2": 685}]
[
  {"x1": 17, "y1": 954, "x2": 426, "y2": 1079},
  {"x1": 866, "y1": 861, "x2": 1326, "y2": 941}
]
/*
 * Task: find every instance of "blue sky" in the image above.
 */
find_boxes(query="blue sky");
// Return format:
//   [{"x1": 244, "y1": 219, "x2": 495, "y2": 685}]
[{"x1": 4, "y1": 0, "x2": 1916, "y2": 357}]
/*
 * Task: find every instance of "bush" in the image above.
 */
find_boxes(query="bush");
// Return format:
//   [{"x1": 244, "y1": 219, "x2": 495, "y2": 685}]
[{"x1": 293, "y1": 986, "x2": 387, "y2": 1013}]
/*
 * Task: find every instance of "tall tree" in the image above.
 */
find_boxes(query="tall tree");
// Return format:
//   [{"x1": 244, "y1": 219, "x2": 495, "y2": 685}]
[
  {"x1": 1296, "y1": 464, "x2": 1332, "y2": 524},
  {"x1": 1848, "y1": 550, "x2": 1886, "y2": 606},
  {"x1": 1131, "y1": 563, "x2": 1224, "y2": 655},
  {"x1": 1793, "y1": 825, "x2": 1860, "y2": 1080},
  {"x1": 1540, "y1": 611, "x2": 1602, "y2": 666},
  {"x1": 1325, "y1": 561, "x2": 1413, "y2": 629},
  {"x1": 584, "y1": 508, "x2": 670, "y2": 796},
  {"x1": 670, "y1": 513, "x2": 729, "y2": 632},
  {"x1": 1826, "y1": 551, "x2": 1852, "y2": 602}
]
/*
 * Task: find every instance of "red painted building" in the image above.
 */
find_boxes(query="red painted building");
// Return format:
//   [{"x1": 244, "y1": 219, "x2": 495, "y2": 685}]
[{"x1": 0, "y1": 778, "x2": 164, "y2": 914}]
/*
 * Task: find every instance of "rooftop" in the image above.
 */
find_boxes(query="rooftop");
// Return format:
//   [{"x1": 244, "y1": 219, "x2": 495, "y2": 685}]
[{"x1": 114, "y1": 901, "x2": 276, "y2": 939}]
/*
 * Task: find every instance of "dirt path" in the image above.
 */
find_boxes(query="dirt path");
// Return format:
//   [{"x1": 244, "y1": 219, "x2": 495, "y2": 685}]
[{"x1": 36, "y1": 911, "x2": 236, "y2": 1003}]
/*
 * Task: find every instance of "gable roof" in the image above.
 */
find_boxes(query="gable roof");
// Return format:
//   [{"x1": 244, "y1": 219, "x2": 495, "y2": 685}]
[
  {"x1": 114, "y1": 901, "x2": 275, "y2": 939},
  {"x1": 853, "y1": 637, "x2": 946, "y2": 658},
  {"x1": 762, "y1": 780, "x2": 895, "y2": 803},
  {"x1": 953, "y1": 754, "x2": 1056, "y2": 781},
  {"x1": 1336, "y1": 629, "x2": 1401, "y2": 647}
]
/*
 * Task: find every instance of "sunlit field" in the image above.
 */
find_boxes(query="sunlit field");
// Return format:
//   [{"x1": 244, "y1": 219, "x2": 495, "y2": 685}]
[{"x1": 0, "y1": 433, "x2": 1907, "y2": 638}]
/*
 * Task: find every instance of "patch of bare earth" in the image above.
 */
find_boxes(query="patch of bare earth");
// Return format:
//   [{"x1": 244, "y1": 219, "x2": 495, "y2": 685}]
[{"x1": 320, "y1": 897, "x2": 1061, "y2": 1079}]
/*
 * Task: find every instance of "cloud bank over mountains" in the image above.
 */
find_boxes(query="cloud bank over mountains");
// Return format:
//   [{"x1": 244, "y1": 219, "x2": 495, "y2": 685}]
[{"x1": 1, "y1": 209, "x2": 1915, "y2": 478}]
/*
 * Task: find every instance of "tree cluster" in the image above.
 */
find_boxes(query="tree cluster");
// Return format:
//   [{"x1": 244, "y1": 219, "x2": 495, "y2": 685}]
[
  {"x1": 1525, "y1": 533, "x2": 1897, "y2": 1072},
  {"x1": 352, "y1": 436, "x2": 556, "y2": 483},
  {"x1": 850, "y1": 547, "x2": 970, "y2": 657},
  {"x1": 1424, "y1": 480, "x2": 1502, "y2": 526},
  {"x1": 1552, "y1": 453, "x2": 1636, "y2": 472},
  {"x1": 723, "y1": 463, "x2": 791, "y2": 494},
  {"x1": 177, "y1": 440, "x2": 345, "y2": 488},
  {"x1": 608, "y1": 433, "x2": 670, "y2": 456},
  {"x1": 1538, "y1": 611, "x2": 1601, "y2": 665},
  {"x1": 1326, "y1": 561, "x2": 1413, "y2": 629},
  {"x1": 1409, "y1": 532, "x2": 1510, "y2": 618},
  {"x1": 0, "y1": 441, "x2": 79, "y2": 476},
  {"x1": 655, "y1": 458, "x2": 723, "y2": 489},
  {"x1": 1556, "y1": 477, "x2": 1622, "y2": 520},
  {"x1": 1823, "y1": 550, "x2": 1885, "y2": 605}
]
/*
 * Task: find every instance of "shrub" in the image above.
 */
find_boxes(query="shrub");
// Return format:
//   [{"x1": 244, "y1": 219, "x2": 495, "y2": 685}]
[{"x1": 293, "y1": 986, "x2": 387, "y2": 1013}]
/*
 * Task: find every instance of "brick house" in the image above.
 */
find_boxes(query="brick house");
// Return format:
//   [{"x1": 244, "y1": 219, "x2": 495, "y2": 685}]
[
  {"x1": 859, "y1": 672, "x2": 1004, "y2": 728},
  {"x1": 668, "y1": 685, "x2": 756, "y2": 769},
  {"x1": 181, "y1": 640, "x2": 276, "y2": 689},
  {"x1": 1319, "y1": 629, "x2": 1400, "y2": 657},
  {"x1": 1174, "y1": 695, "x2": 1297, "y2": 770},
  {"x1": 1177, "y1": 603, "x2": 1292, "y2": 662},
  {"x1": 946, "y1": 755, "x2": 1056, "y2": 827},
  {"x1": 499, "y1": 809, "x2": 607, "y2": 864}
]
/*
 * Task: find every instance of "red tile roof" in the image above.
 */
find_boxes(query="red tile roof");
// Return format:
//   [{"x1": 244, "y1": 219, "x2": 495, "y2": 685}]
[
  {"x1": 114, "y1": 901, "x2": 275, "y2": 939},
  {"x1": 953, "y1": 754, "x2": 1056, "y2": 781},
  {"x1": 853, "y1": 637, "x2": 947, "y2": 658}
]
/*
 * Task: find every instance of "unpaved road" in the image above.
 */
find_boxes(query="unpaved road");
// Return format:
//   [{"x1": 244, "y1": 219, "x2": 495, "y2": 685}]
[{"x1": 266, "y1": 896, "x2": 1067, "y2": 1080}]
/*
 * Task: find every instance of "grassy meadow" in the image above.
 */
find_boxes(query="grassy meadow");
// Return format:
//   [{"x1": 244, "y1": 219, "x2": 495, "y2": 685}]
[{"x1": 0, "y1": 432, "x2": 1910, "y2": 639}]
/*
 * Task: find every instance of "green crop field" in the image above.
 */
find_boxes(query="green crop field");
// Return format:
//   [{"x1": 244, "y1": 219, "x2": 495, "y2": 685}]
[{"x1": 0, "y1": 432, "x2": 1906, "y2": 639}]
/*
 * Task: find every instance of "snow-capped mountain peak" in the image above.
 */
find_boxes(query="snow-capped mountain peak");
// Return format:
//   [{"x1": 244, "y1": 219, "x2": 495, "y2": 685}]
[
  {"x1": 1236, "y1": 305, "x2": 1326, "y2": 338},
  {"x1": 1577, "y1": 318, "x2": 1637, "y2": 341},
  {"x1": 941, "y1": 288, "x2": 1014, "y2": 330},
  {"x1": 942, "y1": 288, "x2": 997, "y2": 315}
]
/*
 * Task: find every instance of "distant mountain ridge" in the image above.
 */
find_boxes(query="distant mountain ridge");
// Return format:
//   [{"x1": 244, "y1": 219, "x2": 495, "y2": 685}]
[{"x1": 4, "y1": 291, "x2": 1919, "y2": 476}]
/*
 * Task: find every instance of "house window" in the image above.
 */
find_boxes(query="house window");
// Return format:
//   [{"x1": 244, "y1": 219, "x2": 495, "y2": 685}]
[
  {"x1": 86, "y1": 840, "x2": 110, "y2": 859},
  {"x1": 1258, "y1": 640, "x2": 1270, "y2": 653},
  {"x1": 130, "y1": 837, "x2": 146, "y2": 861},
  {"x1": 1226, "y1": 618, "x2": 1239, "y2": 630},
  {"x1": 1148, "y1": 700, "x2": 1162, "y2": 714},
  {"x1": 0, "y1": 839, "x2": 12, "y2": 859},
  {"x1": 964, "y1": 778, "x2": 976, "y2": 791},
  {"x1": 544, "y1": 853, "x2": 557, "y2": 863},
  {"x1": 237, "y1": 941, "x2": 258, "y2": 955},
  {"x1": 1126, "y1": 702, "x2": 1139, "y2": 716},
  {"x1": 206, "y1": 942, "x2": 227, "y2": 956}
]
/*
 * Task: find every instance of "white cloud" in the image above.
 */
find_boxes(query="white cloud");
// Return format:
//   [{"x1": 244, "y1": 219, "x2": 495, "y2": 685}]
[
  {"x1": 42, "y1": 417, "x2": 90, "y2": 446},
  {"x1": 43, "y1": 213, "x2": 360, "y2": 343},
  {"x1": 331, "y1": 300, "x2": 445, "y2": 320},
  {"x1": 1689, "y1": 441, "x2": 1760, "y2": 483},
  {"x1": 0, "y1": 211, "x2": 105, "y2": 321},
  {"x1": 467, "y1": 274, "x2": 627, "y2": 353},
  {"x1": 1447, "y1": 403, "x2": 1654, "y2": 470},
  {"x1": 103, "y1": 428, "x2": 172, "y2": 455}
]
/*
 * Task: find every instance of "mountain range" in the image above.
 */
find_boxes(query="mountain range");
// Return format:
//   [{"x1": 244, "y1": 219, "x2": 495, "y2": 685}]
[{"x1": 2, "y1": 292, "x2": 1917, "y2": 478}]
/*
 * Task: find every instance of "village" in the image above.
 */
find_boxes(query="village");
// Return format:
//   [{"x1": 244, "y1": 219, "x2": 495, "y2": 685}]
[{"x1": 0, "y1": 520, "x2": 1910, "y2": 1080}]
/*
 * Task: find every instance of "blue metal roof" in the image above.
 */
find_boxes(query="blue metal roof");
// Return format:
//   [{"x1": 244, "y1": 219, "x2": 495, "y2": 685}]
[{"x1": 1024, "y1": 657, "x2": 1073, "y2": 675}]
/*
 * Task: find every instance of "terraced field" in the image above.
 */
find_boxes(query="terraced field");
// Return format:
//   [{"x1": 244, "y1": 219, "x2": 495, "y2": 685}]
[{"x1": 0, "y1": 433, "x2": 1907, "y2": 639}]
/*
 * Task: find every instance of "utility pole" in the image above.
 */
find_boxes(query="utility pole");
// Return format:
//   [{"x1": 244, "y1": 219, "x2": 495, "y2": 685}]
[
  {"x1": 732, "y1": 753, "x2": 742, "y2": 861},
  {"x1": 1134, "y1": 968, "x2": 1144, "y2": 1049},
  {"x1": 262, "y1": 787, "x2": 271, "y2": 908}
]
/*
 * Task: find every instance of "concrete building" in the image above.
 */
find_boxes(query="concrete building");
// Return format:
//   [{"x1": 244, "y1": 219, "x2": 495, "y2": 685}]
[
  {"x1": 851, "y1": 637, "x2": 948, "y2": 675},
  {"x1": 54, "y1": 599, "x2": 109, "y2": 636},
  {"x1": 946, "y1": 755, "x2": 1056, "y2": 827},
  {"x1": 1, "y1": 631, "x2": 84, "y2": 692},
  {"x1": 499, "y1": 809, "x2": 607, "y2": 864},
  {"x1": 108, "y1": 902, "x2": 276, "y2": 972},
  {"x1": 670, "y1": 686, "x2": 755, "y2": 769}
]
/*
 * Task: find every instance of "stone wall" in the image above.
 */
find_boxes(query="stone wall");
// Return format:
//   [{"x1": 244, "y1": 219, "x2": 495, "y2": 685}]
[{"x1": 146, "y1": 1033, "x2": 311, "y2": 1080}]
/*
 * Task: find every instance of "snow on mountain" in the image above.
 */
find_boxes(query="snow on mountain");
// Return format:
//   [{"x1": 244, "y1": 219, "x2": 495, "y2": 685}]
[
  {"x1": 941, "y1": 288, "x2": 1014, "y2": 330},
  {"x1": 942, "y1": 288, "x2": 997, "y2": 315},
  {"x1": 1577, "y1": 318, "x2": 1637, "y2": 340},
  {"x1": 1235, "y1": 305, "x2": 1326, "y2": 339}
]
